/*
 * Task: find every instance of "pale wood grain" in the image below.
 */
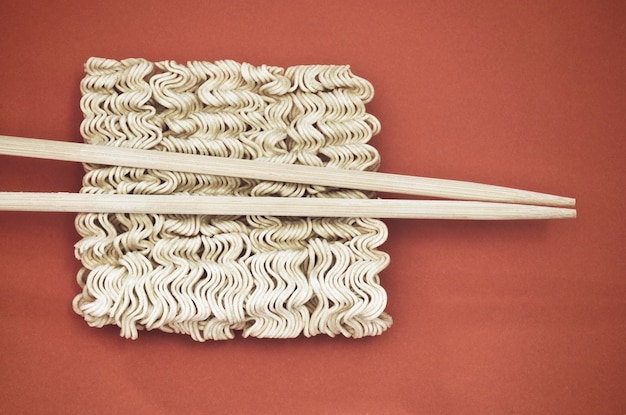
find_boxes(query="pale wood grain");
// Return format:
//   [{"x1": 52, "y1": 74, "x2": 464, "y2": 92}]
[
  {"x1": 0, "y1": 135, "x2": 576, "y2": 207},
  {"x1": 0, "y1": 192, "x2": 576, "y2": 220}
]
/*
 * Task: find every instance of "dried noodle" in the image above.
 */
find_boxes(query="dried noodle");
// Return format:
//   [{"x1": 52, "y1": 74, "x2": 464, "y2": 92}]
[{"x1": 72, "y1": 57, "x2": 392, "y2": 340}]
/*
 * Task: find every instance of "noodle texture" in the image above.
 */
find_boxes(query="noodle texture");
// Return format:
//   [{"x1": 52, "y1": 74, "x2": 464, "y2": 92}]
[{"x1": 73, "y1": 57, "x2": 392, "y2": 341}]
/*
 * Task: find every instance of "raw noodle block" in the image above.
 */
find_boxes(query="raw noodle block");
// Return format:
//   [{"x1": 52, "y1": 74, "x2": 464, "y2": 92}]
[{"x1": 73, "y1": 57, "x2": 392, "y2": 341}]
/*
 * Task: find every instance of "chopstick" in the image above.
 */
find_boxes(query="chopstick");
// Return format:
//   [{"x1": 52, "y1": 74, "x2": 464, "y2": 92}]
[
  {"x1": 0, "y1": 135, "x2": 575, "y2": 207},
  {"x1": 0, "y1": 192, "x2": 576, "y2": 220}
]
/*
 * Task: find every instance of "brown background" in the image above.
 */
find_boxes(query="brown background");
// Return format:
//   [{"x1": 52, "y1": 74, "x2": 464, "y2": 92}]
[{"x1": 0, "y1": 1, "x2": 624, "y2": 413}]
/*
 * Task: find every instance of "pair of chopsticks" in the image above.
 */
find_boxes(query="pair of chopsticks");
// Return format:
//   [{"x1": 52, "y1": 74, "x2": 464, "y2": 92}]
[{"x1": 0, "y1": 135, "x2": 576, "y2": 220}]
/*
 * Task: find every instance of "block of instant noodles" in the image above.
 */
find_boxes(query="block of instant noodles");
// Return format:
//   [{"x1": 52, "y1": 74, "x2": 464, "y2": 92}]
[{"x1": 72, "y1": 57, "x2": 391, "y2": 341}]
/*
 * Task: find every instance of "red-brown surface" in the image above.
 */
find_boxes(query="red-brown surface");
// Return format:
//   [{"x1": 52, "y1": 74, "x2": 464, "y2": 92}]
[{"x1": 1, "y1": 1, "x2": 624, "y2": 414}]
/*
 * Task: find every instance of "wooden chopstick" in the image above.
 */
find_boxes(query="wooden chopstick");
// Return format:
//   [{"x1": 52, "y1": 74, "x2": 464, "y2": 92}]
[
  {"x1": 0, "y1": 192, "x2": 576, "y2": 220},
  {"x1": 0, "y1": 135, "x2": 575, "y2": 207}
]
